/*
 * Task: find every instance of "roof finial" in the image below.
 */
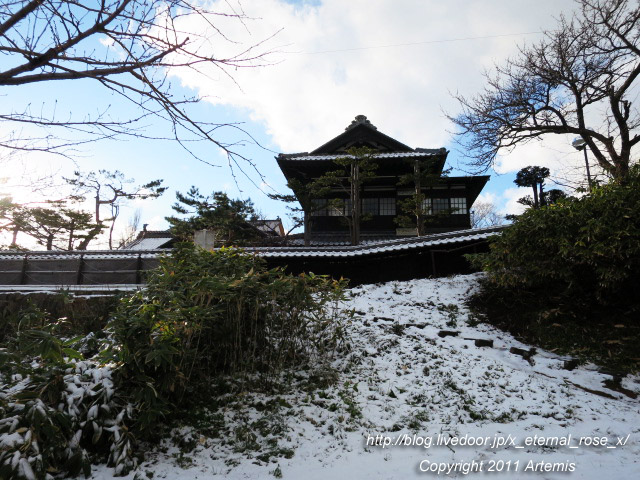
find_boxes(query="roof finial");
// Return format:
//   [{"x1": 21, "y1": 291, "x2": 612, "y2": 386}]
[{"x1": 346, "y1": 115, "x2": 377, "y2": 131}]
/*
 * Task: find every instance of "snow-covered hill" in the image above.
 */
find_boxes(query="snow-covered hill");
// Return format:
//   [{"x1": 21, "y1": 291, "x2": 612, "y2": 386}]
[{"x1": 90, "y1": 274, "x2": 640, "y2": 479}]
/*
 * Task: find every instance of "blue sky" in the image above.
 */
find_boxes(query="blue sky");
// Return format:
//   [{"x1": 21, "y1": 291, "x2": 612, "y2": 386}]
[{"x1": 1, "y1": 0, "x2": 588, "y2": 245}]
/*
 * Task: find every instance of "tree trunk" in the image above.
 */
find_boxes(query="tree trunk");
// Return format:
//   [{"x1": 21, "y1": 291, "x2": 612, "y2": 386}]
[
  {"x1": 415, "y1": 160, "x2": 424, "y2": 236},
  {"x1": 303, "y1": 211, "x2": 311, "y2": 246},
  {"x1": 531, "y1": 184, "x2": 539, "y2": 209},
  {"x1": 108, "y1": 220, "x2": 116, "y2": 250},
  {"x1": 11, "y1": 225, "x2": 19, "y2": 246},
  {"x1": 615, "y1": 162, "x2": 630, "y2": 183},
  {"x1": 68, "y1": 219, "x2": 75, "y2": 250},
  {"x1": 95, "y1": 194, "x2": 101, "y2": 223},
  {"x1": 351, "y1": 161, "x2": 361, "y2": 245},
  {"x1": 46, "y1": 233, "x2": 53, "y2": 250}
]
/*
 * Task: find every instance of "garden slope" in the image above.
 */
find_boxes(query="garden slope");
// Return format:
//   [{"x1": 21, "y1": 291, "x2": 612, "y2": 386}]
[{"x1": 90, "y1": 274, "x2": 640, "y2": 479}]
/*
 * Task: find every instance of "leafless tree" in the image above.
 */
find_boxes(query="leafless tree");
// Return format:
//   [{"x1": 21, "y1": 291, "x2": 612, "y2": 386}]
[
  {"x1": 0, "y1": 0, "x2": 275, "y2": 171},
  {"x1": 116, "y1": 208, "x2": 141, "y2": 249},
  {"x1": 449, "y1": 0, "x2": 640, "y2": 182},
  {"x1": 470, "y1": 201, "x2": 504, "y2": 229}
]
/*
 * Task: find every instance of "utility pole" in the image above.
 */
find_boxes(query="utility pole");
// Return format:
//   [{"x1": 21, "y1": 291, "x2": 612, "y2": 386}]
[{"x1": 572, "y1": 137, "x2": 593, "y2": 192}]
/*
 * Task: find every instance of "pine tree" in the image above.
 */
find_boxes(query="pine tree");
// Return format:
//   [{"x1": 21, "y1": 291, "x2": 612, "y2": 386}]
[
  {"x1": 25, "y1": 202, "x2": 102, "y2": 250},
  {"x1": 395, "y1": 158, "x2": 451, "y2": 236},
  {"x1": 313, "y1": 147, "x2": 378, "y2": 245},
  {"x1": 167, "y1": 188, "x2": 261, "y2": 246},
  {"x1": 514, "y1": 166, "x2": 550, "y2": 209},
  {"x1": 267, "y1": 178, "x2": 331, "y2": 246},
  {"x1": 65, "y1": 170, "x2": 166, "y2": 249}
]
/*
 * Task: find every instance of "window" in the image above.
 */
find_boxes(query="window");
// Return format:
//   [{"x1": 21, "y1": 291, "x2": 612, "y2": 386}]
[
  {"x1": 432, "y1": 198, "x2": 449, "y2": 214},
  {"x1": 422, "y1": 198, "x2": 432, "y2": 215},
  {"x1": 311, "y1": 199, "x2": 327, "y2": 216},
  {"x1": 450, "y1": 197, "x2": 468, "y2": 214},
  {"x1": 379, "y1": 198, "x2": 396, "y2": 215},
  {"x1": 362, "y1": 198, "x2": 378, "y2": 215}
]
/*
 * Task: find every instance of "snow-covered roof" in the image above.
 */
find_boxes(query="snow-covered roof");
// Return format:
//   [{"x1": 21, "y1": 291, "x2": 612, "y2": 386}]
[
  {"x1": 250, "y1": 219, "x2": 284, "y2": 236},
  {"x1": 0, "y1": 226, "x2": 504, "y2": 262},
  {"x1": 0, "y1": 251, "x2": 161, "y2": 260},
  {"x1": 280, "y1": 151, "x2": 442, "y2": 162},
  {"x1": 0, "y1": 284, "x2": 143, "y2": 294},
  {"x1": 126, "y1": 236, "x2": 174, "y2": 250},
  {"x1": 249, "y1": 226, "x2": 504, "y2": 258}
]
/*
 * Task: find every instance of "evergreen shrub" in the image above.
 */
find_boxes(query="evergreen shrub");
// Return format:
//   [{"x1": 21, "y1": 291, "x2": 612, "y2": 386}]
[
  {"x1": 472, "y1": 167, "x2": 640, "y2": 303},
  {"x1": 0, "y1": 245, "x2": 347, "y2": 478},
  {"x1": 468, "y1": 166, "x2": 640, "y2": 370},
  {"x1": 109, "y1": 244, "x2": 347, "y2": 436},
  {"x1": 0, "y1": 310, "x2": 133, "y2": 479}
]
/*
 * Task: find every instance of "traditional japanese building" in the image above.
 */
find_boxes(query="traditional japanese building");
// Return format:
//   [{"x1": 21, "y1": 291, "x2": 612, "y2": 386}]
[
  {"x1": 0, "y1": 117, "x2": 501, "y2": 292},
  {"x1": 276, "y1": 115, "x2": 489, "y2": 244}
]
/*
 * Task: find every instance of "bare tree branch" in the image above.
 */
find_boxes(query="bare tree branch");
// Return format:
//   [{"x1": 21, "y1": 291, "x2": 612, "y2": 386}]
[
  {"x1": 0, "y1": 0, "x2": 276, "y2": 167},
  {"x1": 448, "y1": 0, "x2": 640, "y2": 182}
]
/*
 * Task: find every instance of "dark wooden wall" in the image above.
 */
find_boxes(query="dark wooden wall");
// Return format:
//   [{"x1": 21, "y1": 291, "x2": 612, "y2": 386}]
[
  {"x1": 264, "y1": 240, "x2": 488, "y2": 286},
  {"x1": 0, "y1": 254, "x2": 160, "y2": 286}
]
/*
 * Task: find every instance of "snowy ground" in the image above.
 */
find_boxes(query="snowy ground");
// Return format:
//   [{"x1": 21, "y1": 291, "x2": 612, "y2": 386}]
[{"x1": 90, "y1": 273, "x2": 640, "y2": 479}]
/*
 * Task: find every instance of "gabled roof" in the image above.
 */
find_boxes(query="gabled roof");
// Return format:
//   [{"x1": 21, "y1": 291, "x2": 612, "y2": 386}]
[
  {"x1": 250, "y1": 219, "x2": 285, "y2": 237},
  {"x1": 276, "y1": 115, "x2": 450, "y2": 184},
  {"x1": 311, "y1": 115, "x2": 413, "y2": 153},
  {"x1": 127, "y1": 236, "x2": 174, "y2": 250},
  {"x1": 123, "y1": 229, "x2": 175, "y2": 250}
]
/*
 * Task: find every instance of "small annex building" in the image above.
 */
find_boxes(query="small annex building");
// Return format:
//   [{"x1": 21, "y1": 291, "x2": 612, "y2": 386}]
[{"x1": 277, "y1": 115, "x2": 489, "y2": 244}]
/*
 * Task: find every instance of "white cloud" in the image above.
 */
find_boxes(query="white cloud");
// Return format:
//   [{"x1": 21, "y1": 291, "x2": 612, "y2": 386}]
[
  {"x1": 501, "y1": 187, "x2": 529, "y2": 216},
  {"x1": 474, "y1": 188, "x2": 529, "y2": 216},
  {"x1": 99, "y1": 36, "x2": 114, "y2": 47},
  {"x1": 475, "y1": 192, "x2": 498, "y2": 205},
  {"x1": 166, "y1": 0, "x2": 576, "y2": 154},
  {"x1": 145, "y1": 215, "x2": 167, "y2": 231}
]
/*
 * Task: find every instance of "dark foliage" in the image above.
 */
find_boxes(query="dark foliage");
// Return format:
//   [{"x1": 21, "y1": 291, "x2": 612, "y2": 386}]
[
  {"x1": 0, "y1": 293, "x2": 117, "y2": 343},
  {"x1": 468, "y1": 166, "x2": 640, "y2": 371},
  {"x1": 167, "y1": 188, "x2": 263, "y2": 245},
  {"x1": 0, "y1": 307, "x2": 134, "y2": 479}
]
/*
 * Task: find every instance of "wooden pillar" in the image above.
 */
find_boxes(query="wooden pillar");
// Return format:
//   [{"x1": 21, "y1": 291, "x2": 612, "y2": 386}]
[
  {"x1": 76, "y1": 254, "x2": 85, "y2": 285},
  {"x1": 19, "y1": 255, "x2": 28, "y2": 285},
  {"x1": 136, "y1": 254, "x2": 143, "y2": 284}
]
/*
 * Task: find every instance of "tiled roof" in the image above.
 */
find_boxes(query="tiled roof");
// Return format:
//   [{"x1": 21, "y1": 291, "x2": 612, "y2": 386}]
[
  {"x1": 127, "y1": 237, "x2": 174, "y2": 250},
  {"x1": 248, "y1": 226, "x2": 504, "y2": 258},
  {"x1": 0, "y1": 251, "x2": 161, "y2": 260},
  {"x1": 0, "y1": 227, "x2": 505, "y2": 262},
  {"x1": 278, "y1": 151, "x2": 442, "y2": 162},
  {"x1": 122, "y1": 229, "x2": 174, "y2": 249},
  {"x1": 135, "y1": 230, "x2": 171, "y2": 238}
]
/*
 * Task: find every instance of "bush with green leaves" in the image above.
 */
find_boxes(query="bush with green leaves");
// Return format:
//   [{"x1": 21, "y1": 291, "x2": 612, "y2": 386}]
[
  {"x1": 468, "y1": 166, "x2": 640, "y2": 370},
  {"x1": 109, "y1": 244, "x2": 347, "y2": 437},
  {"x1": 0, "y1": 245, "x2": 347, "y2": 478},
  {"x1": 0, "y1": 311, "x2": 134, "y2": 480},
  {"x1": 472, "y1": 166, "x2": 640, "y2": 304}
]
